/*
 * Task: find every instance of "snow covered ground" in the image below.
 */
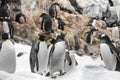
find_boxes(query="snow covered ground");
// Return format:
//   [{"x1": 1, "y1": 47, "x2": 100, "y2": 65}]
[{"x1": 0, "y1": 43, "x2": 120, "y2": 80}]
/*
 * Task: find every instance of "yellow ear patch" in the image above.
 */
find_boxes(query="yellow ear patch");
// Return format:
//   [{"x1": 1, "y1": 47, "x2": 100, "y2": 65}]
[
  {"x1": 40, "y1": 41, "x2": 45, "y2": 45},
  {"x1": 49, "y1": 38, "x2": 53, "y2": 42},
  {"x1": 5, "y1": 39, "x2": 10, "y2": 42},
  {"x1": 37, "y1": 35, "x2": 40, "y2": 39}
]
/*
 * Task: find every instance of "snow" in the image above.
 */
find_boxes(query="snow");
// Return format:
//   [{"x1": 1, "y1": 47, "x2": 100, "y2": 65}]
[{"x1": 0, "y1": 43, "x2": 120, "y2": 80}]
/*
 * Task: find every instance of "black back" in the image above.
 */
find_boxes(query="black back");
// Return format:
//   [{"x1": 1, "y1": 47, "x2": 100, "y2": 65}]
[
  {"x1": 49, "y1": 2, "x2": 59, "y2": 18},
  {"x1": 40, "y1": 13, "x2": 52, "y2": 33},
  {"x1": 56, "y1": 17, "x2": 65, "y2": 31},
  {"x1": 68, "y1": 0, "x2": 83, "y2": 14},
  {"x1": 0, "y1": 0, "x2": 9, "y2": 18},
  {"x1": 86, "y1": 28, "x2": 97, "y2": 44},
  {"x1": 60, "y1": 6, "x2": 73, "y2": 14}
]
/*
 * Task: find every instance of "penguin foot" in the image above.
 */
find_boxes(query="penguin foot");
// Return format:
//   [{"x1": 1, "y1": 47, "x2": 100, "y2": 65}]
[
  {"x1": 50, "y1": 75, "x2": 56, "y2": 78},
  {"x1": 60, "y1": 71, "x2": 66, "y2": 75},
  {"x1": 46, "y1": 72, "x2": 50, "y2": 77}
]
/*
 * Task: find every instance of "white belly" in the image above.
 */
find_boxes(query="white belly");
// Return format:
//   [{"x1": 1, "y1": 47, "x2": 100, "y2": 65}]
[
  {"x1": 49, "y1": 41, "x2": 66, "y2": 73},
  {"x1": 3, "y1": 21, "x2": 10, "y2": 33},
  {"x1": 37, "y1": 42, "x2": 49, "y2": 74},
  {"x1": 100, "y1": 43, "x2": 117, "y2": 70},
  {"x1": 0, "y1": 40, "x2": 16, "y2": 73}
]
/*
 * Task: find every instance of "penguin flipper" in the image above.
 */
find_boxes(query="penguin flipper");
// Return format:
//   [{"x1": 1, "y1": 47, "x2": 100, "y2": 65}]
[
  {"x1": 30, "y1": 39, "x2": 40, "y2": 72},
  {"x1": 108, "y1": 43, "x2": 120, "y2": 61},
  {"x1": 65, "y1": 51, "x2": 72, "y2": 66},
  {"x1": 0, "y1": 40, "x2": 4, "y2": 51},
  {"x1": 48, "y1": 45, "x2": 55, "y2": 67}
]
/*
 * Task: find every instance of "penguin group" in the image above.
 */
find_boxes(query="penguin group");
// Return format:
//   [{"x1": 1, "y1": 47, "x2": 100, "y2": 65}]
[
  {"x1": 29, "y1": 2, "x2": 78, "y2": 78},
  {"x1": 1, "y1": 0, "x2": 120, "y2": 79}
]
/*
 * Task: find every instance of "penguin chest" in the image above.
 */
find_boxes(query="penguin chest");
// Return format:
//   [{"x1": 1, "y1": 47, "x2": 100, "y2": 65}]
[
  {"x1": 100, "y1": 43, "x2": 117, "y2": 70},
  {"x1": 0, "y1": 40, "x2": 16, "y2": 73},
  {"x1": 37, "y1": 42, "x2": 48, "y2": 72},
  {"x1": 92, "y1": 19, "x2": 96, "y2": 27},
  {"x1": 49, "y1": 41, "x2": 66, "y2": 73},
  {"x1": 52, "y1": 41, "x2": 66, "y2": 58},
  {"x1": 3, "y1": 21, "x2": 10, "y2": 33}
]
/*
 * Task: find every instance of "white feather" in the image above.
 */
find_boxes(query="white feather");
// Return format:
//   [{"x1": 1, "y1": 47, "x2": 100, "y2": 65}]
[
  {"x1": 100, "y1": 43, "x2": 117, "y2": 70},
  {"x1": 3, "y1": 21, "x2": 10, "y2": 33}
]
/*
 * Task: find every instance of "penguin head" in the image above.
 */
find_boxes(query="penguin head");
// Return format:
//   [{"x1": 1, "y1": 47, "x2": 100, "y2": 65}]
[
  {"x1": 56, "y1": 32, "x2": 66, "y2": 41},
  {"x1": 52, "y1": 2, "x2": 60, "y2": 6},
  {"x1": 0, "y1": 5, "x2": 10, "y2": 18},
  {"x1": 113, "y1": 23, "x2": 117, "y2": 27},
  {"x1": 0, "y1": 0, "x2": 8, "y2": 6},
  {"x1": 86, "y1": 28, "x2": 98, "y2": 44},
  {"x1": 38, "y1": 33, "x2": 48, "y2": 41},
  {"x1": 15, "y1": 13, "x2": 26, "y2": 24},
  {"x1": 40, "y1": 13, "x2": 47, "y2": 17},
  {"x1": 49, "y1": 37, "x2": 56, "y2": 44},
  {"x1": 99, "y1": 34, "x2": 111, "y2": 43},
  {"x1": 90, "y1": 28, "x2": 98, "y2": 36}
]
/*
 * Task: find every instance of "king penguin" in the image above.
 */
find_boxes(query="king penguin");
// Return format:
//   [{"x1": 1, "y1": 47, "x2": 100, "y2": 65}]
[
  {"x1": 86, "y1": 28, "x2": 98, "y2": 44},
  {"x1": 99, "y1": 34, "x2": 120, "y2": 71},
  {"x1": 36, "y1": 34, "x2": 49, "y2": 75},
  {"x1": 48, "y1": 33, "x2": 66, "y2": 78},
  {"x1": 0, "y1": 20, "x2": 16, "y2": 73}
]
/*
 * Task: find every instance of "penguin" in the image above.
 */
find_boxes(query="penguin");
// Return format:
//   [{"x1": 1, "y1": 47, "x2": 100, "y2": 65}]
[
  {"x1": 85, "y1": 28, "x2": 98, "y2": 44},
  {"x1": 108, "y1": 0, "x2": 114, "y2": 6},
  {"x1": 0, "y1": 20, "x2": 16, "y2": 73},
  {"x1": 49, "y1": 2, "x2": 60, "y2": 18},
  {"x1": 68, "y1": 0, "x2": 83, "y2": 14},
  {"x1": 48, "y1": 33, "x2": 66, "y2": 78},
  {"x1": 64, "y1": 49, "x2": 78, "y2": 72},
  {"x1": 99, "y1": 34, "x2": 120, "y2": 71},
  {"x1": 56, "y1": 17, "x2": 65, "y2": 31},
  {"x1": 40, "y1": 13, "x2": 53, "y2": 33},
  {"x1": 15, "y1": 13, "x2": 26, "y2": 24},
  {"x1": 37, "y1": 34, "x2": 49, "y2": 75},
  {"x1": 30, "y1": 38, "x2": 40, "y2": 73},
  {"x1": 30, "y1": 34, "x2": 49, "y2": 75},
  {"x1": 87, "y1": 17, "x2": 98, "y2": 27}
]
